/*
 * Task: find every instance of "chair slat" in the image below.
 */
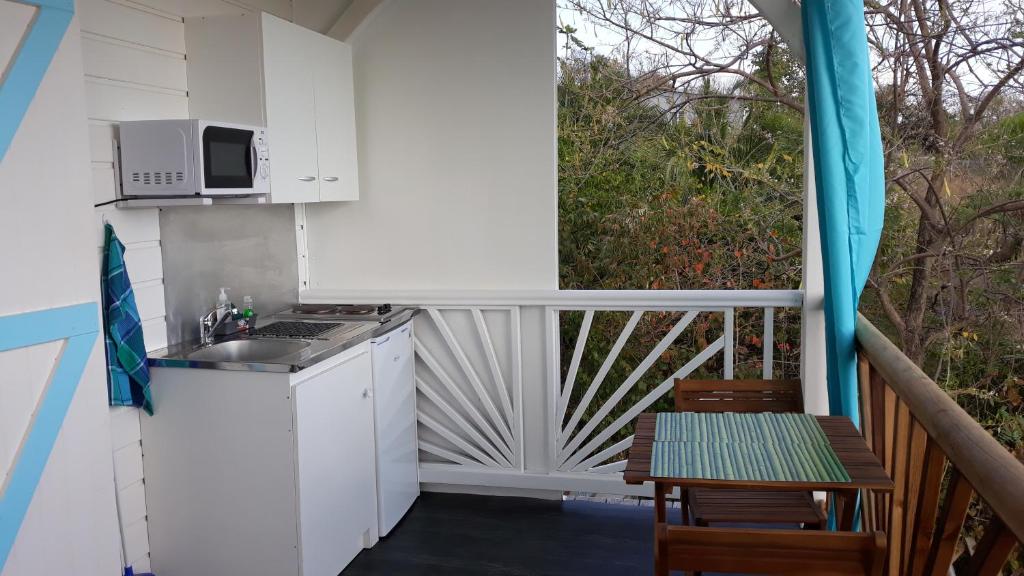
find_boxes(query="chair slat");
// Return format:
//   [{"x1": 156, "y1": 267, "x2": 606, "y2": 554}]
[
  {"x1": 923, "y1": 469, "x2": 974, "y2": 576},
  {"x1": 676, "y1": 399, "x2": 806, "y2": 413},
  {"x1": 678, "y1": 378, "x2": 804, "y2": 392},
  {"x1": 676, "y1": 391, "x2": 802, "y2": 400},
  {"x1": 661, "y1": 525, "x2": 886, "y2": 576},
  {"x1": 674, "y1": 378, "x2": 803, "y2": 413}
]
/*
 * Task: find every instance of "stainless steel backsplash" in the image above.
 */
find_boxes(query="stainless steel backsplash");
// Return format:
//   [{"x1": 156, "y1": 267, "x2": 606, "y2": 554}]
[{"x1": 159, "y1": 204, "x2": 299, "y2": 346}]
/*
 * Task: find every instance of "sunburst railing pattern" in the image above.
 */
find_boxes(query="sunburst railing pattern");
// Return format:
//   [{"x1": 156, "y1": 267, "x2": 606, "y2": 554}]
[
  {"x1": 413, "y1": 306, "x2": 523, "y2": 470},
  {"x1": 550, "y1": 304, "x2": 788, "y2": 477},
  {"x1": 302, "y1": 289, "x2": 803, "y2": 493}
]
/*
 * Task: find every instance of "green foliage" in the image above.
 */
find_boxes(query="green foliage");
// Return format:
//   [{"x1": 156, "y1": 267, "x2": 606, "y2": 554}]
[
  {"x1": 986, "y1": 111, "x2": 1024, "y2": 168},
  {"x1": 557, "y1": 47, "x2": 1023, "y2": 473},
  {"x1": 557, "y1": 51, "x2": 806, "y2": 453},
  {"x1": 558, "y1": 57, "x2": 804, "y2": 293}
]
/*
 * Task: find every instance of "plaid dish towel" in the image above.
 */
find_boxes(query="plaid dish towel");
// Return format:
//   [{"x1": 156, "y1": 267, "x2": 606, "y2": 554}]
[{"x1": 101, "y1": 223, "x2": 153, "y2": 415}]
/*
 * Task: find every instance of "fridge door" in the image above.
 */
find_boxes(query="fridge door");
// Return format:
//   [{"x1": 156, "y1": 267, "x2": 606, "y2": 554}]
[{"x1": 371, "y1": 322, "x2": 419, "y2": 536}]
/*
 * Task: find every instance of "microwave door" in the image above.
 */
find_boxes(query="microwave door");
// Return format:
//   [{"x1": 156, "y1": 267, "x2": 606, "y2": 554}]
[{"x1": 201, "y1": 125, "x2": 255, "y2": 195}]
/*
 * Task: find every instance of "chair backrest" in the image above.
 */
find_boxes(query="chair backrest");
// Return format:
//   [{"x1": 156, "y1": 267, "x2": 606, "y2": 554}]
[
  {"x1": 660, "y1": 525, "x2": 886, "y2": 576},
  {"x1": 674, "y1": 378, "x2": 803, "y2": 413}
]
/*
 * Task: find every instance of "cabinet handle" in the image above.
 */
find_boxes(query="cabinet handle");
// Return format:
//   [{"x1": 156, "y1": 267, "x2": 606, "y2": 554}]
[
  {"x1": 322, "y1": 176, "x2": 339, "y2": 182},
  {"x1": 362, "y1": 388, "x2": 372, "y2": 399},
  {"x1": 298, "y1": 176, "x2": 316, "y2": 182}
]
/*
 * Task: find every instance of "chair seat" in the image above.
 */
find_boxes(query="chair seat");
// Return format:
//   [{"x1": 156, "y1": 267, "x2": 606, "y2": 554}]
[{"x1": 688, "y1": 488, "x2": 826, "y2": 526}]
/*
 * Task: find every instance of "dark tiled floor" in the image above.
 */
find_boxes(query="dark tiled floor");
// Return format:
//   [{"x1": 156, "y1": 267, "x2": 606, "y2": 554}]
[{"x1": 342, "y1": 492, "x2": 659, "y2": 576}]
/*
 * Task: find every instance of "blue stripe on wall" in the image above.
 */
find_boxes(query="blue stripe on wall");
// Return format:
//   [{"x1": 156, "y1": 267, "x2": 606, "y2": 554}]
[
  {"x1": 0, "y1": 0, "x2": 74, "y2": 162},
  {"x1": 0, "y1": 303, "x2": 98, "y2": 572},
  {"x1": 1, "y1": 0, "x2": 91, "y2": 569}
]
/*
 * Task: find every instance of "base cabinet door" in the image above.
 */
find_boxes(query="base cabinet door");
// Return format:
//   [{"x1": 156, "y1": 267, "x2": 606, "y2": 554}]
[
  {"x1": 293, "y1": 349, "x2": 377, "y2": 575},
  {"x1": 372, "y1": 323, "x2": 420, "y2": 536}
]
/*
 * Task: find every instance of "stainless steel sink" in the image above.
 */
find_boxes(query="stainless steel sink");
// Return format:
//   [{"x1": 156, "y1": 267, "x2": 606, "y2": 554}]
[
  {"x1": 187, "y1": 339, "x2": 311, "y2": 362},
  {"x1": 148, "y1": 308, "x2": 418, "y2": 373}
]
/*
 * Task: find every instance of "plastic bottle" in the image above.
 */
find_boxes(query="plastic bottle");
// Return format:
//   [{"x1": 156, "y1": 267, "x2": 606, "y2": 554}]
[
  {"x1": 217, "y1": 287, "x2": 230, "y2": 311},
  {"x1": 243, "y1": 295, "x2": 255, "y2": 319}
]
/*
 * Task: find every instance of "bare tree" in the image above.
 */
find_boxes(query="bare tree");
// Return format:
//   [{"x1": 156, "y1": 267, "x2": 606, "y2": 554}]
[
  {"x1": 566, "y1": 0, "x2": 1024, "y2": 366},
  {"x1": 864, "y1": 0, "x2": 1024, "y2": 365}
]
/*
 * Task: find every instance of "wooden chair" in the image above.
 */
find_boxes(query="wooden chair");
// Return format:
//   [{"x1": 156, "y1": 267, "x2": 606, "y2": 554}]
[
  {"x1": 673, "y1": 379, "x2": 826, "y2": 529},
  {"x1": 657, "y1": 525, "x2": 886, "y2": 575}
]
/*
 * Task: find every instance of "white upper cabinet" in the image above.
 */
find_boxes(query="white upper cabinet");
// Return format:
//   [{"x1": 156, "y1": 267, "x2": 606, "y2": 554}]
[
  {"x1": 262, "y1": 14, "x2": 320, "y2": 203},
  {"x1": 185, "y1": 12, "x2": 359, "y2": 203},
  {"x1": 313, "y1": 34, "x2": 359, "y2": 202}
]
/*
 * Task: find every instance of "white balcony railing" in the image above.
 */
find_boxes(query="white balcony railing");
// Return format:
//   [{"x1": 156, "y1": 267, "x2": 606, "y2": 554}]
[{"x1": 303, "y1": 289, "x2": 804, "y2": 495}]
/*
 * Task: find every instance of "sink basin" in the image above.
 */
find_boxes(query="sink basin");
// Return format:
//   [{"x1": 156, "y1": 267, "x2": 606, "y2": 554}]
[{"x1": 187, "y1": 339, "x2": 311, "y2": 363}]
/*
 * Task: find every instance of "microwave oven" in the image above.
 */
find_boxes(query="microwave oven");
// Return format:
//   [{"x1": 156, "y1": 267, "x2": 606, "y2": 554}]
[{"x1": 118, "y1": 119, "x2": 270, "y2": 197}]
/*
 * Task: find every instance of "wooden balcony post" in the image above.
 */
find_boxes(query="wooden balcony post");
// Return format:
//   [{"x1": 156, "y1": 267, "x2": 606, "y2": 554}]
[{"x1": 800, "y1": 110, "x2": 829, "y2": 415}]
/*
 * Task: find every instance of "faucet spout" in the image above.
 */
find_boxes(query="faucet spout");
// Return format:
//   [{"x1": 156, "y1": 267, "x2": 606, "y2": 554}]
[{"x1": 199, "y1": 306, "x2": 236, "y2": 346}]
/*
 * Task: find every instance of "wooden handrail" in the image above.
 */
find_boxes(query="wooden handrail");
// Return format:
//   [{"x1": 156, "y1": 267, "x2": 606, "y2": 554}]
[{"x1": 856, "y1": 313, "x2": 1024, "y2": 541}]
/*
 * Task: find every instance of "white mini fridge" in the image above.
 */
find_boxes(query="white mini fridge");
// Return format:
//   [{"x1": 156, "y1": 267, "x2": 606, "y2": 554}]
[{"x1": 370, "y1": 321, "x2": 420, "y2": 536}]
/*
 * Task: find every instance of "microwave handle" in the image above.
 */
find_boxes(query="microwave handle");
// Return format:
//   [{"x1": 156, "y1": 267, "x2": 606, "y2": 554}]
[{"x1": 250, "y1": 137, "x2": 257, "y2": 179}]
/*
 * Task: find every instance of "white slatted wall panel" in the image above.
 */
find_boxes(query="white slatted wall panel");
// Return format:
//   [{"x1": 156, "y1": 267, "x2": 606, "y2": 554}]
[{"x1": 83, "y1": 0, "x2": 185, "y2": 569}]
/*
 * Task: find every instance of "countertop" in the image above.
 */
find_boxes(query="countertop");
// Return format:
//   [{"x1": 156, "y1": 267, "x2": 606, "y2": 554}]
[{"x1": 147, "y1": 307, "x2": 418, "y2": 373}]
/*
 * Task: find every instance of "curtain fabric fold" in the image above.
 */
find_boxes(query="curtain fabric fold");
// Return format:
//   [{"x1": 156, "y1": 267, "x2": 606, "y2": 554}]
[{"x1": 801, "y1": 0, "x2": 886, "y2": 425}]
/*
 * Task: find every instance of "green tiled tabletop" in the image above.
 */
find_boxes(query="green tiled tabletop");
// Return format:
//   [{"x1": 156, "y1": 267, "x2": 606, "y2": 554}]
[{"x1": 649, "y1": 412, "x2": 850, "y2": 483}]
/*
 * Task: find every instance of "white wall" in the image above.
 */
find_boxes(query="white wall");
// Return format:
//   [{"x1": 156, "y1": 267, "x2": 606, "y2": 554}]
[
  {"x1": 304, "y1": 0, "x2": 558, "y2": 291},
  {"x1": 0, "y1": 3, "x2": 122, "y2": 574}
]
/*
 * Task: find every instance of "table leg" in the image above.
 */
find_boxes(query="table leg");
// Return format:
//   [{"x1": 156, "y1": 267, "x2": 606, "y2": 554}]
[
  {"x1": 680, "y1": 487, "x2": 689, "y2": 525},
  {"x1": 654, "y1": 482, "x2": 668, "y2": 576},
  {"x1": 835, "y1": 490, "x2": 858, "y2": 531}
]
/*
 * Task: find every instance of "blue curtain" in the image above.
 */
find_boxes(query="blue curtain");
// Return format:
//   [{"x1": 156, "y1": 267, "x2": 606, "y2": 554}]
[{"x1": 802, "y1": 0, "x2": 886, "y2": 425}]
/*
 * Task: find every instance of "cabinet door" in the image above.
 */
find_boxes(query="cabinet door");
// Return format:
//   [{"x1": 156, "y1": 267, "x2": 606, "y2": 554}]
[
  {"x1": 262, "y1": 13, "x2": 319, "y2": 203},
  {"x1": 293, "y1": 350, "x2": 377, "y2": 575},
  {"x1": 313, "y1": 35, "x2": 359, "y2": 202},
  {"x1": 372, "y1": 323, "x2": 420, "y2": 536}
]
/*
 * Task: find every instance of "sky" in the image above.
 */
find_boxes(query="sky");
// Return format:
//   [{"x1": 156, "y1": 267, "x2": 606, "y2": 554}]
[
  {"x1": 556, "y1": 4, "x2": 623, "y2": 55},
  {"x1": 554, "y1": 1, "x2": 767, "y2": 88},
  {"x1": 555, "y1": 1, "x2": 1013, "y2": 92}
]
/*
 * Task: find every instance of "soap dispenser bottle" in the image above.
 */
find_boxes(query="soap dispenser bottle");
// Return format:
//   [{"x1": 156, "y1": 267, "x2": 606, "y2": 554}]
[
  {"x1": 217, "y1": 287, "x2": 232, "y2": 320},
  {"x1": 216, "y1": 286, "x2": 237, "y2": 323}
]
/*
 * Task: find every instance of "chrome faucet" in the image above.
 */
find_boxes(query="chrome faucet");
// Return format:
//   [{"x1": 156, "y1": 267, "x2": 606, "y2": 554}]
[{"x1": 199, "y1": 304, "x2": 238, "y2": 346}]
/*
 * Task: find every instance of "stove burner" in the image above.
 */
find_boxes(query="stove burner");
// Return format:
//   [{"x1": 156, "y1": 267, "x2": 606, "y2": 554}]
[
  {"x1": 290, "y1": 304, "x2": 339, "y2": 315},
  {"x1": 289, "y1": 304, "x2": 394, "y2": 317},
  {"x1": 258, "y1": 321, "x2": 342, "y2": 339}
]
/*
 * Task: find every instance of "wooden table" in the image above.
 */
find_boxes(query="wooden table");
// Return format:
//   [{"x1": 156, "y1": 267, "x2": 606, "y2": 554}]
[{"x1": 624, "y1": 413, "x2": 894, "y2": 575}]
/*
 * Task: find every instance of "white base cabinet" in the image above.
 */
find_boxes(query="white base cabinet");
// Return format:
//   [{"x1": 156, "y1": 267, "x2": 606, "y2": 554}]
[
  {"x1": 141, "y1": 343, "x2": 377, "y2": 576},
  {"x1": 294, "y1": 350, "x2": 377, "y2": 574}
]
